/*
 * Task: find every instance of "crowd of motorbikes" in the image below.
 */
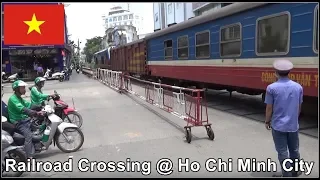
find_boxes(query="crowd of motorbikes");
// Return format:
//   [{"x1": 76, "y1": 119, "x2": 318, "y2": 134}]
[
  {"x1": 1, "y1": 69, "x2": 84, "y2": 177},
  {"x1": 2, "y1": 66, "x2": 81, "y2": 83}
]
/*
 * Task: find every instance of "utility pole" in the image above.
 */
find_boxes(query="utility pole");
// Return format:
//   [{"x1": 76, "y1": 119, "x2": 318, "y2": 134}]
[{"x1": 77, "y1": 38, "x2": 80, "y2": 64}]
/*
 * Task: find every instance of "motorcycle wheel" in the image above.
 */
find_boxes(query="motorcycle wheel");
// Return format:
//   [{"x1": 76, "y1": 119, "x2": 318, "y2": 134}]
[
  {"x1": 55, "y1": 127, "x2": 84, "y2": 153},
  {"x1": 59, "y1": 75, "x2": 64, "y2": 82},
  {"x1": 64, "y1": 111, "x2": 83, "y2": 128},
  {"x1": 2, "y1": 149, "x2": 27, "y2": 177}
]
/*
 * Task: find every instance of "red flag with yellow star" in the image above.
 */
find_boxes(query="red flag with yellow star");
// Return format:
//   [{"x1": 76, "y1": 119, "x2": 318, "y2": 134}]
[{"x1": 4, "y1": 4, "x2": 65, "y2": 45}]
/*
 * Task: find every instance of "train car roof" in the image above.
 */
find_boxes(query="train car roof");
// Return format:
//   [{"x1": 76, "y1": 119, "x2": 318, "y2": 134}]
[
  {"x1": 111, "y1": 38, "x2": 145, "y2": 50},
  {"x1": 145, "y1": 3, "x2": 267, "y2": 40}
]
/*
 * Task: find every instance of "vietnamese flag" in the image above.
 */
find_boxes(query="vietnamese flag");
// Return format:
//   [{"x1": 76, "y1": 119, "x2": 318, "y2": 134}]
[{"x1": 4, "y1": 4, "x2": 65, "y2": 45}]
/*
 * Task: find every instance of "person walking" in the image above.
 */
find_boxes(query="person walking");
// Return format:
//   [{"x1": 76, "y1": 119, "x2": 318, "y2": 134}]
[{"x1": 264, "y1": 59, "x2": 303, "y2": 177}]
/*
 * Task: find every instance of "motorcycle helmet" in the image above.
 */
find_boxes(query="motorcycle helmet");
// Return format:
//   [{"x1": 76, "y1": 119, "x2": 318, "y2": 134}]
[
  {"x1": 12, "y1": 80, "x2": 28, "y2": 90},
  {"x1": 35, "y1": 77, "x2": 46, "y2": 86}
]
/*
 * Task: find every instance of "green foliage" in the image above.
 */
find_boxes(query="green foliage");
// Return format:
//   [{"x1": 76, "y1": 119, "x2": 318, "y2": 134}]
[{"x1": 83, "y1": 36, "x2": 103, "y2": 63}]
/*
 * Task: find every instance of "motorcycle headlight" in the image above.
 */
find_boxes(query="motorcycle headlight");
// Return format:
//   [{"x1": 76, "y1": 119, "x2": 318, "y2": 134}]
[{"x1": 2, "y1": 133, "x2": 14, "y2": 144}]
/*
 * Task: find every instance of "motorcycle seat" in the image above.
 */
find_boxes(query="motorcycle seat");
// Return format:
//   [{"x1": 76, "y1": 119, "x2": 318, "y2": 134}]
[{"x1": 55, "y1": 102, "x2": 68, "y2": 109}]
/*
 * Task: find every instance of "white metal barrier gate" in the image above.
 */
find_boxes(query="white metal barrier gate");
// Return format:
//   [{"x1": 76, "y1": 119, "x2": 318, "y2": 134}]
[{"x1": 97, "y1": 69, "x2": 123, "y2": 91}]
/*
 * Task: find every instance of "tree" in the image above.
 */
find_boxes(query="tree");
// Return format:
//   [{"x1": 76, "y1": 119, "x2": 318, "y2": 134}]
[{"x1": 83, "y1": 36, "x2": 103, "y2": 63}]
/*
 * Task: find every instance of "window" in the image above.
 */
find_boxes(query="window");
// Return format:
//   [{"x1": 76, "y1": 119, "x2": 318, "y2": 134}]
[
  {"x1": 130, "y1": 21, "x2": 133, "y2": 25},
  {"x1": 124, "y1": 22, "x2": 127, "y2": 25},
  {"x1": 314, "y1": 6, "x2": 318, "y2": 53},
  {"x1": 256, "y1": 12, "x2": 290, "y2": 55},
  {"x1": 118, "y1": 16, "x2": 122, "y2": 21},
  {"x1": 113, "y1": 17, "x2": 117, "y2": 21},
  {"x1": 129, "y1": 14, "x2": 133, "y2": 19},
  {"x1": 109, "y1": 18, "x2": 112, "y2": 22},
  {"x1": 220, "y1": 23, "x2": 241, "y2": 57},
  {"x1": 164, "y1": 40, "x2": 173, "y2": 59},
  {"x1": 124, "y1": 15, "x2": 128, "y2": 20},
  {"x1": 168, "y1": 3, "x2": 172, "y2": 14},
  {"x1": 195, "y1": 31, "x2": 210, "y2": 58},
  {"x1": 177, "y1": 36, "x2": 189, "y2": 59}
]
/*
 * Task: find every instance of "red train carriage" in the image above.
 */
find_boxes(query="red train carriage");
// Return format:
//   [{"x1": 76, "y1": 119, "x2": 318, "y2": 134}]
[{"x1": 110, "y1": 39, "x2": 147, "y2": 76}]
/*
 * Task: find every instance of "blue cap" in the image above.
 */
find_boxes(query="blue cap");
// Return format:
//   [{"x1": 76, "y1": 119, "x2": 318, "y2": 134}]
[{"x1": 273, "y1": 59, "x2": 293, "y2": 71}]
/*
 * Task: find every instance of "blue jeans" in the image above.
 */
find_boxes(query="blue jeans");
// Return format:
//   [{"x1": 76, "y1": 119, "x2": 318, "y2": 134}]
[
  {"x1": 272, "y1": 129, "x2": 300, "y2": 177},
  {"x1": 15, "y1": 119, "x2": 35, "y2": 158}
]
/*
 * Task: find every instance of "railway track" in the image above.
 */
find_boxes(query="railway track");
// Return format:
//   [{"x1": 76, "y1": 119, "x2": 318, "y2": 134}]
[{"x1": 204, "y1": 90, "x2": 318, "y2": 139}]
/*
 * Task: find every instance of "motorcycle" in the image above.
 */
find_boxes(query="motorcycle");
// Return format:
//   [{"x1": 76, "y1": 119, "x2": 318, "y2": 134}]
[
  {"x1": 43, "y1": 69, "x2": 55, "y2": 80},
  {"x1": 30, "y1": 104, "x2": 84, "y2": 153},
  {"x1": 48, "y1": 90, "x2": 83, "y2": 128},
  {"x1": 2, "y1": 72, "x2": 8, "y2": 80},
  {"x1": 2, "y1": 116, "x2": 27, "y2": 177},
  {"x1": 7, "y1": 73, "x2": 18, "y2": 82},
  {"x1": 51, "y1": 70, "x2": 65, "y2": 82}
]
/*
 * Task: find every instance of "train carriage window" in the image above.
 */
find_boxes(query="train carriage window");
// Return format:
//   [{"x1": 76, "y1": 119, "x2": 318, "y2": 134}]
[
  {"x1": 220, "y1": 23, "x2": 242, "y2": 57},
  {"x1": 177, "y1": 36, "x2": 189, "y2": 59},
  {"x1": 195, "y1": 31, "x2": 210, "y2": 58},
  {"x1": 314, "y1": 5, "x2": 318, "y2": 53},
  {"x1": 256, "y1": 12, "x2": 290, "y2": 56},
  {"x1": 164, "y1": 39, "x2": 173, "y2": 60}
]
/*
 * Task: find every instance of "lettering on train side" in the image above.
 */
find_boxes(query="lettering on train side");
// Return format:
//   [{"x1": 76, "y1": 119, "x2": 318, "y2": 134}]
[{"x1": 261, "y1": 72, "x2": 317, "y2": 88}]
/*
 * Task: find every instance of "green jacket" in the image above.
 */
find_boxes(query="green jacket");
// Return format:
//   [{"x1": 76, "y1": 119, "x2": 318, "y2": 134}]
[
  {"x1": 7, "y1": 94, "x2": 31, "y2": 124},
  {"x1": 30, "y1": 86, "x2": 49, "y2": 105}
]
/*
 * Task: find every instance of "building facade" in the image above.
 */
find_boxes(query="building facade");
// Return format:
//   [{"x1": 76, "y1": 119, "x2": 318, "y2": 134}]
[
  {"x1": 102, "y1": 5, "x2": 144, "y2": 36},
  {"x1": 2, "y1": 2, "x2": 71, "y2": 78},
  {"x1": 153, "y1": 3, "x2": 232, "y2": 31}
]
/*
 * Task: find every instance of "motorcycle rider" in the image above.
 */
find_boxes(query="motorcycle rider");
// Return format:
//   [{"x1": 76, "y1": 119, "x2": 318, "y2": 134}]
[
  {"x1": 30, "y1": 77, "x2": 55, "y2": 106},
  {"x1": 7, "y1": 80, "x2": 42, "y2": 159}
]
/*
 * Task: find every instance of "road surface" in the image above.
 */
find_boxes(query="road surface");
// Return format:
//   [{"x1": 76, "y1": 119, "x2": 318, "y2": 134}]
[{"x1": 2, "y1": 73, "x2": 319, "y2": 178}]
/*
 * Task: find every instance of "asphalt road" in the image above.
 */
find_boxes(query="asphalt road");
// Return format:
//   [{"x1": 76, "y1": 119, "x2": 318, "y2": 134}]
[{"x1": 2, "y1": 72, "x2": 319, "y2": 178}]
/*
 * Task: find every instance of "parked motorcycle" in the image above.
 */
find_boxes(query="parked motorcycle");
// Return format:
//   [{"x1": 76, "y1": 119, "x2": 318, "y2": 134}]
[
  {"x1": 43, "y1": 69, "x2": 55, "y2": 80},
  {"x1": 2, "y1": 116, "x2": 27, "y2": 177},
  {"x1": 7, "y1": 73, "x2": 18, "y2": 82},
  {"x1": 2, "y1": 72, "x2": 8, "y2": 80},
  {"x1": 50, "y1": 90, "x2": 83, "y2": 128},
  {"x1": 44, "y1": 69, "x2": 65, "y2": 82}
]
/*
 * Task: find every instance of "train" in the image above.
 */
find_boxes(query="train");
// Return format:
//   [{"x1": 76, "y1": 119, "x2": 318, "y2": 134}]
[{"x1": 98, "y1": 3, "x2": 318, "y2": 100}]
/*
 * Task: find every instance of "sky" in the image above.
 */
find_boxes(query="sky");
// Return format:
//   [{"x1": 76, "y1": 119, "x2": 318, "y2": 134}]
[{"x1": 64, "y1": 3, "x2": 154, "y2": 51}]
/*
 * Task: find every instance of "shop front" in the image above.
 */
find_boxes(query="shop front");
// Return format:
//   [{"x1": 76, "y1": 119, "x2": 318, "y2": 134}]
[{"x1": 2, "y1": 44, "x2": 71, "y2": 79}]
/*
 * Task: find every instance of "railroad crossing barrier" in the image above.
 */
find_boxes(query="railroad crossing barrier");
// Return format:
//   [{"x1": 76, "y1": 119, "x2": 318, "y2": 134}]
[{"x1": 95, "y1": 68, "x2": 214, "y2": 143}]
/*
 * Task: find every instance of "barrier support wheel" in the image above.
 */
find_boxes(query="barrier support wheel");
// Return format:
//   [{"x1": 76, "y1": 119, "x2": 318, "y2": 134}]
[
  {"x1": 185, "y1": 127, "x2": 192, "y2": 143},
  {"x1": 206, "y1": 125, "x2": 215, "y2": 141}
]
